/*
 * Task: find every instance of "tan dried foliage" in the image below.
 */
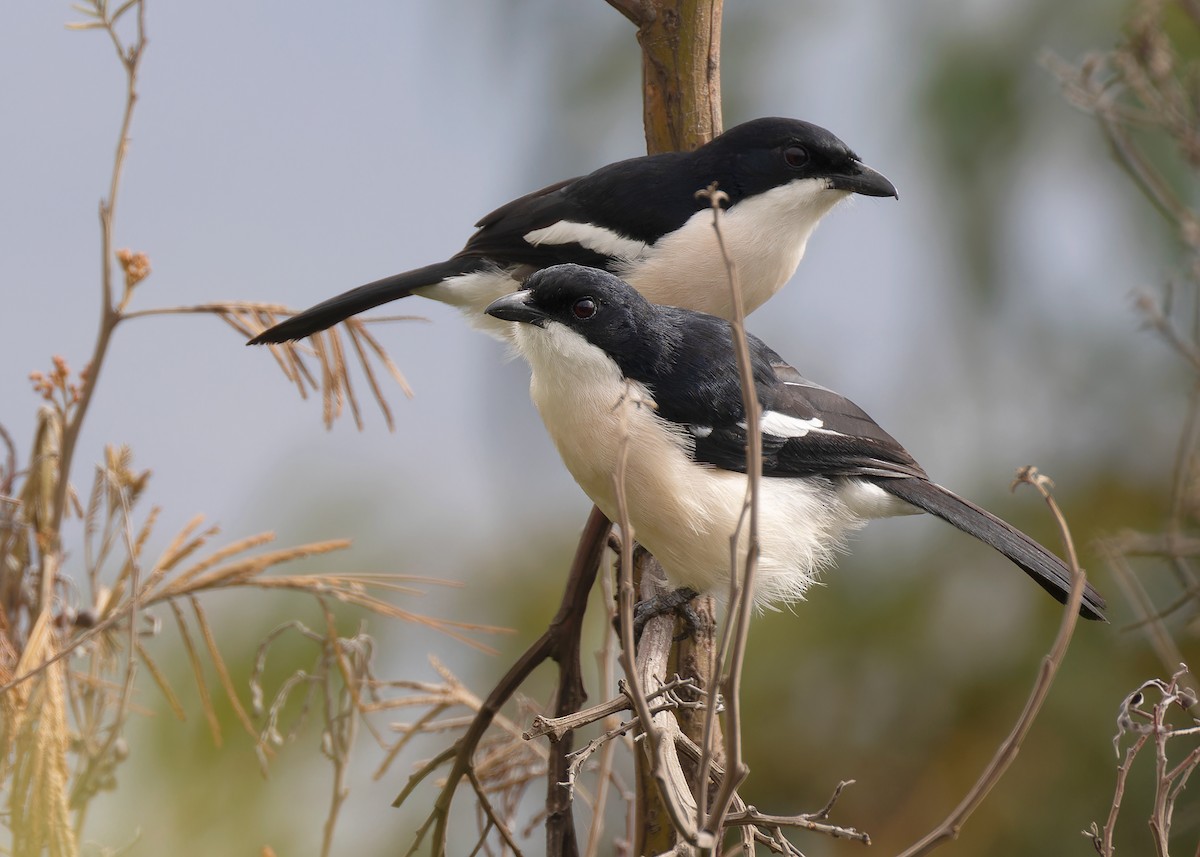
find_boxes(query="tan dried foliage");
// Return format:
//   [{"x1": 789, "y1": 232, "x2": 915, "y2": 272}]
[{"x1": 0, "y1": 6, "x2": 472, "y2": 855}]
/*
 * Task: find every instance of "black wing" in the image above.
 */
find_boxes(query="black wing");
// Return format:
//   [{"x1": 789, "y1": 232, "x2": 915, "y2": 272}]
[
  {"x1": 458, "y1": 177, "x2": 610, "y2": 268},
  {"x1": 638, "y1": 320, "x2": 927, "y2": 481},
  {"x1": 458, "y1": 151, "x2": 716, "y2": 270},
  {"x1": 756, "y1": 360, "x2": 928, "y2": 479}
]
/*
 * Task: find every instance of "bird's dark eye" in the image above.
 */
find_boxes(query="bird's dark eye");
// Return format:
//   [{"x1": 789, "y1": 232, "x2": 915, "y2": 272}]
[
  {"x1": 783, "y1": 145, "x2": 809, "y2": 169},
  {"x1": 572, "y1": 297, "x2": 597, "y2": 320}
]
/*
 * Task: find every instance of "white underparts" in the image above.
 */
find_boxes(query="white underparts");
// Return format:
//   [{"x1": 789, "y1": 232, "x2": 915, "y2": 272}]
[{"x1": 836, "y1": 480, "x2": 919, "y2": 519}]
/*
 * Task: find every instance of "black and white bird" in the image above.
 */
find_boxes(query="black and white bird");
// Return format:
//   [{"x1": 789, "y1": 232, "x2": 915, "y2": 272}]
[
  {"x1": 248, "y1": 117, "x2": 896, "y2": 345},
  {"x1": 485, "y1": 264, "x2": 1107, "y2": 621}
]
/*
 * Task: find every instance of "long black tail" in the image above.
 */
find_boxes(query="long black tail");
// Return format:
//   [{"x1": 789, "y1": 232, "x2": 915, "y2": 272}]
[
  {"x1": 875, "y1": 477, "x2": 1107, "y2": 621},
  {"x1": 248, "y1": 257, "x2": 488, "y2": 344}
]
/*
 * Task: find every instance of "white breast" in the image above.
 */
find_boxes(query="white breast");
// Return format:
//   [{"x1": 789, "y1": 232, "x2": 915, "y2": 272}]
[{"x1": 623, "y1": 179, "x2": 849, "y2": 320}]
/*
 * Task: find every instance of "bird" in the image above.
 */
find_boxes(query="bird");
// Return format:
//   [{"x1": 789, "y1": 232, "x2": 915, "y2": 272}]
[
  {"x1": 484, "y1": 264, "x2": 1107, "y2": 621},
  {"x1": 247, "y1": 117, "x2": 897, "y2": 345}
]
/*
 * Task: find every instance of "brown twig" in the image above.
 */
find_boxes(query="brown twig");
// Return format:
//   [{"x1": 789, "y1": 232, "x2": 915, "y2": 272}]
[
  {"x1": 1088, "y1": 734, "x2": 1148, "y2": 856},
  {"x1": 632, "y1": 556, "x2": 710, "y2": 849},
  {"x1": 467, "y1": 768, "x2": 526, "y2": 856},
  {"x1": 525, "y1": 676, "x2": 699, "y2": 742},
  {"x1": 604, "y1": 386, "x2": 713, "y2": 852},
  {"x1": 603, "y1": 0, "x2": 653, "y2": 24}
]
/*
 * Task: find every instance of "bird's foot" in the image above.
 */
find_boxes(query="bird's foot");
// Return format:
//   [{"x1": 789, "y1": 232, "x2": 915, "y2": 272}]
[{"x1": 632, "y1": 587, "x2": 702, "y2": 642}]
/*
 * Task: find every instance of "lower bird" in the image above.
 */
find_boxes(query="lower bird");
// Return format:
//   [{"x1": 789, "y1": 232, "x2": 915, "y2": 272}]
[{"x1": 484, "y1": 264, "x2": 1106, "y2": 621}]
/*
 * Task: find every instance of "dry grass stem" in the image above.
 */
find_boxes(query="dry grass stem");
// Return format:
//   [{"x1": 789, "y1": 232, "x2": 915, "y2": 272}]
[
  {"x1": 191, "y1": 597, "x2": 258, "y2": 737},
  {"x1": 582, "y1": 569, "x2": 625, "y2": 857},
  {"x1": 169, "y1": 599, "x2": 222, "y2": 744},
  {"x1": 124, "y1": 302, "x2": 419, "y2": 430},
  {"x1": 1, "y1": 436, "x2": 499, "y2": 853}
]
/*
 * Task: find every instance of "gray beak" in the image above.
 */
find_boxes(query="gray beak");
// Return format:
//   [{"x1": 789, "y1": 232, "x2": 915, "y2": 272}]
[
  {"x1": 485, "y1": 290, "x2": 549, "y2": 327},
  {"x1": 829, "y1": 161, "x2": 898, "y2": 199}
]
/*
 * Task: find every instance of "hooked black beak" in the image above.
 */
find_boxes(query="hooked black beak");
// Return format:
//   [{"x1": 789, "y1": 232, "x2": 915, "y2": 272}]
[
  {"x1": 485, "y1": 290, "x2": 549, "y2": 327},
  {"x1": 829, "y1": 160, "x2": 898, "y2": 200}
]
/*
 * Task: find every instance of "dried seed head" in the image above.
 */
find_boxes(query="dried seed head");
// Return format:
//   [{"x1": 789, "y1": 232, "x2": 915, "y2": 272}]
[{"x1": 116, "y1": 248, "x2": 152, "y2": 289}]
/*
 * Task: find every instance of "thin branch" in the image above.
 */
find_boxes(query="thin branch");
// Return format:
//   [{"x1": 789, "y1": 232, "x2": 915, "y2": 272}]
[
  {"x1": 525, "y1": 677, "x2": 699, "y2": 743},
  {"x1": 723, "y1": 804, "x2": 869, "y2": 846},
  {"x1": 632, "y1": 557, "x2": 709, "y2": 849},
  {"x1": 695, "y1": 182, "x2": 761, "y2": 838},
  {"x1": 581, "y1": 569, "x2": 622, "y2": 857}
]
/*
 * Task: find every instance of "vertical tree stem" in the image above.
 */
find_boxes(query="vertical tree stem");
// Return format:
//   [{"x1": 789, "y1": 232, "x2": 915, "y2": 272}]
[{"x1": 604, "y1": 0, "x2": 724, "y2": 851}]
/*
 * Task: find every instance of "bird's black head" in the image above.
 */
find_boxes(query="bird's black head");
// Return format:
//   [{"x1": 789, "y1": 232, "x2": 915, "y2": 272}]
[
  {"x1": 485, "y1": 265, "x2": 672, "y2": 373},
  {"x1": 699, "y1": 117, "x2": 898, "y2": 202}
]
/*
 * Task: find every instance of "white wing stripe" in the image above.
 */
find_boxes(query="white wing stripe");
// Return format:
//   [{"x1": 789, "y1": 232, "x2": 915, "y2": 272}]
[
  {"x1": 748, "y1": 410, "x2": 843, "y2": 438},
  {"x1": 524, "y1": 221, "x2": 648, "y2": 261}
]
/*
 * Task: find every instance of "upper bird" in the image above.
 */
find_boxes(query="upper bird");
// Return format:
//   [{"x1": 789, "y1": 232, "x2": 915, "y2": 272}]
[
  {"x1": 485, "y1": 264, "x2": 1107, "y2": 621},
  {"x1": 248, "y1": 117, "x2": 896, "y2": 344}
]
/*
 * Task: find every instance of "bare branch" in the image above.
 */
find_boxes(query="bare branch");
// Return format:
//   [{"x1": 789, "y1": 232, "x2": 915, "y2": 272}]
[{"x1": 395, "y1": 506, "x2": 610, "y2": 857}]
